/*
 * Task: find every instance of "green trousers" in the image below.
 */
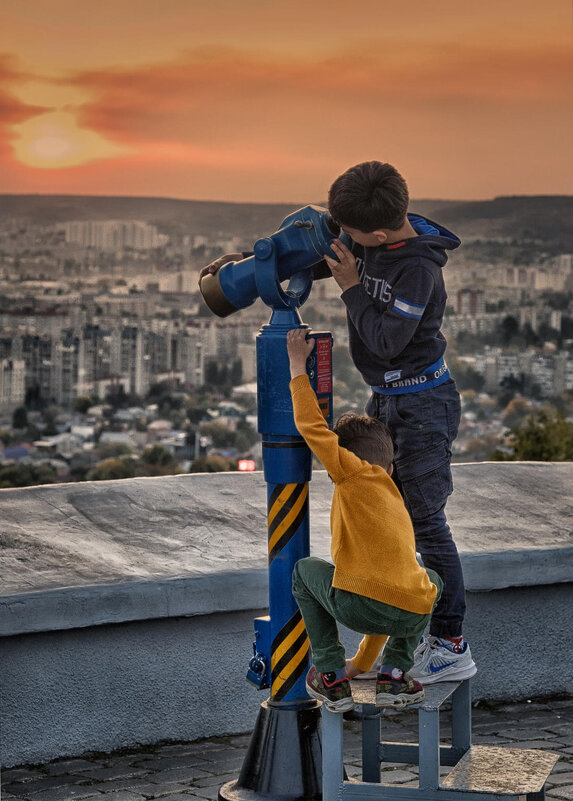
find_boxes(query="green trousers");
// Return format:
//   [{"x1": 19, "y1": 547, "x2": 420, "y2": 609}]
[{"x1": 292, "y1": 556, "x2": 443, "y2": 674}]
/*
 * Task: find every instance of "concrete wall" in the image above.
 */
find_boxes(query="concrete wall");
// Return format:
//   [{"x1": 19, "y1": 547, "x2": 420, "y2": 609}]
[
  {"x1": 1, "y1": 463, "x2": 572, "y2": 766},
  {"x1": 2, "y1": 583, "x2": 572, "y2": 768}
]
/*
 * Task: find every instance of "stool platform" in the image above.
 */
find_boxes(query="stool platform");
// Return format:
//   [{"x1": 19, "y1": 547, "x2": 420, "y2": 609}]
[
  {"x1": 440, "y1": 745, "x2": 560, "y2": 796},
  {"x1": 321, "y1": 679, "x2": 559, "y2": 801}
]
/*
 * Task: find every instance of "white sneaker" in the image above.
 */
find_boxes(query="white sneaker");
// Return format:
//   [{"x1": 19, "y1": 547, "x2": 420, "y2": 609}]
[
  {"x1": 409, "y1": 637, "x2": 477, "y2": 685},
  {"x1": 413, "y1": 635, "x2": 430, "y2": 661}
]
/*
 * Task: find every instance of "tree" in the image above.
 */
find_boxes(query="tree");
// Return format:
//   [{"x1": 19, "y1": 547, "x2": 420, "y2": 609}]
[
  {"x1": 187, "y1": 405, "x2": 208, "y2": 425},
  {"x1": 502, "y1": 398, "x2": 532, "y2": 430},
  {"x1": 449, "y1": 361, "x2": 485, "y2": 393},
  {"x1": 96, "y1": 442, "x2": 134, "y2": 459},
  {"x1": 497, "y1": 373, "x2": 525, "y2": 408},
  {"x1": 189, "y1": 455, "x2": 236, "y2": 473},
  {"x1": 73, "y1": 396, "x2": 95, "y2": 414},
  {"x1": 204, "y1": 361, "x2": 219, "y2": 386},
  {"x1": 200, "y1": 421, "x2": 237, "y2": 449},
  {"x1": 462, "y1": 435, "x2": 502, "y2": 462},
  {"x1": 235, "y1": 419, "x2": 259, "y2": 447},
  {"x1": 230, "y1": 358, "x2": 243, "y2": 386},
  {"x1": 0, "y1": 462, "x2": 57, "y2": 489},
  {"x1": 499, "y1": 315, "x2": 520, "y2": 346},
  {"x1": 140, "y1": 445, "x2": 183, "y2": 476},
  {"x1": 12, "y1": 406, "x2": 28, "y2": 430},
  {"x1": 87, "y1": 457, "x2": 140, "y2": 481},
  {"x1": 503, "y1": 409, "x2": 573, "y2": 461}
]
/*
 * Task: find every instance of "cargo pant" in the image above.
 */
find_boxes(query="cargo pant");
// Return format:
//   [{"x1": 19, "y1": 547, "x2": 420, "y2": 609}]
[{"x1": 292, "y1": 556, "x2": 443, "y2": 674}]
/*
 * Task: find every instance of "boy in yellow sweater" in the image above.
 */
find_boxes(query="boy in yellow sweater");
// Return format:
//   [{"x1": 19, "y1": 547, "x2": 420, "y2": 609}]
[{"x1": 287, "y1": 328, "x2": 442, "y2": 713}]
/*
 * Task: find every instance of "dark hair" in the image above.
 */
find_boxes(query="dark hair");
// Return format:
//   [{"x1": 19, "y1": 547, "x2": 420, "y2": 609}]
[
  {"x1": 333, "y1": 411, "x2": 394, "y2": 469},
  {"x1": 328, "y1": 161, "x2": 409, "y2": 232}
]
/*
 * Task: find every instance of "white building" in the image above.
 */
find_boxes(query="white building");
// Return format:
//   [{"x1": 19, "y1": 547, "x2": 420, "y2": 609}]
[
  {"x1": 0, "y1": 359, "x2": 26, "y2": 411},
  {"x1": 63, "y1": 221, "x2": 168, "y2": 251}
]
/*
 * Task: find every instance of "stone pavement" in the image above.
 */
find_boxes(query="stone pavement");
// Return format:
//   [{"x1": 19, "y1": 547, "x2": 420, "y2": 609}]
[{"x1": 2, "y1": 696, "x2": 572, "y2": 801}]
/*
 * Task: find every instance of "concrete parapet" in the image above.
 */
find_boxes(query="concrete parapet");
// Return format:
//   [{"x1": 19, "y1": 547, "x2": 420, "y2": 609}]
[{"x1": 1, "y1": 462, "x2": 572, "y2": 766}]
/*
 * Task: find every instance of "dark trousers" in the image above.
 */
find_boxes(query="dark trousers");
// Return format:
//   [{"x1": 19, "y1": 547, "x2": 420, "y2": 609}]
[
  {"x1": 292, "y1": 557, "x2": 443, "y2": 674},
  {"x1": 366, "y1": 379, "x2": 465, "y2": 638}
]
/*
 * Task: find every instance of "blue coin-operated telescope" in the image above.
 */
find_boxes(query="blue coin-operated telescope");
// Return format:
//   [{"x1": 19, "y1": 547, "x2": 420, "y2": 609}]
[
  {"x1": 201, "y1": 206, "x2": 343, "y2": 801},
  {"x1": 199, "y1": 204, "x2": 343, "y2": 316}
]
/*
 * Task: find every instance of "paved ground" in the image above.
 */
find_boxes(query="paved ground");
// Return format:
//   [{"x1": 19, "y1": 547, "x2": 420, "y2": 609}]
[{"x1": 2, "y1": 696, "x2": 572, "y2": 801}]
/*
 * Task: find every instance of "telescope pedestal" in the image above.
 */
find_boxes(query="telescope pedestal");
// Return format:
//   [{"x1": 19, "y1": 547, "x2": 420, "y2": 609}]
[{"x1": 219, "y1": 700, "x2": 322, "y2": 801}]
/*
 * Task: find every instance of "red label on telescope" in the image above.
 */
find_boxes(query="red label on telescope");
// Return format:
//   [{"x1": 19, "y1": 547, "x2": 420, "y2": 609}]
[{"x1": 316, "y1": 337, "x2": 332, "y2": 394}]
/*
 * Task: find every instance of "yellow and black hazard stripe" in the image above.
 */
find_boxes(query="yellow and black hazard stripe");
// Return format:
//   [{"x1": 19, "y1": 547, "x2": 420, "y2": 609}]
[
  {"x1": 270, "y1": 608, "x2": 310, "y2": 700},
  {"x1": 267, "y1": 482, "x2": 309, "y2": 564}
]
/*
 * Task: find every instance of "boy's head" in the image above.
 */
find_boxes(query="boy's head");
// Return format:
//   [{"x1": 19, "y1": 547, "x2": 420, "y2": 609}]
[
  {"x1": 334, "y1": 411, "x2": 394, "y2": 473},
  {"x1": 328, "y1": 161, "x2": 409, "y2": 239}
]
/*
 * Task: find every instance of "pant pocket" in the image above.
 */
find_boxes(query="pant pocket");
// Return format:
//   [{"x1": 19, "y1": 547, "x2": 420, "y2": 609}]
[{"x1": 395, "y1": 441, "x2": 453, "y2": 520}]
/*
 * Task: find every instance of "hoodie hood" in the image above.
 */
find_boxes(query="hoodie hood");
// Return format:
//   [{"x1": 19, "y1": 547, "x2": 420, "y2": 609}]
[{"x1": 373, "y1": 213, "x2": 460, "y2": 269}]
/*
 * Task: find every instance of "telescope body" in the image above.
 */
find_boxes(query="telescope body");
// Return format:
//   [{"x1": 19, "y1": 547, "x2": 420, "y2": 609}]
[{"x1": 199, "y1": 205, "x2": 343, "y2": 316}]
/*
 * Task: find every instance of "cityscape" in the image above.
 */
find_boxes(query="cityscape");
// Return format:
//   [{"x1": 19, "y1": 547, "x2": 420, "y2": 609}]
[{"x1": 0, "y1": 194, "x2": 572, "y2": 487}]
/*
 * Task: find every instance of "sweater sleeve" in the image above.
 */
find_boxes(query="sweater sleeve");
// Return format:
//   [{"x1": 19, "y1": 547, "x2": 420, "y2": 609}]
[
  {"x1": 289, "y1": 374, "x2": 364, "y2": 483},
  {"x1": 350, "y1": 635, "x2": 388, "y2": 673},
  {"x1": 341, "y1": 263, "x2": 435, "y2": 361}
]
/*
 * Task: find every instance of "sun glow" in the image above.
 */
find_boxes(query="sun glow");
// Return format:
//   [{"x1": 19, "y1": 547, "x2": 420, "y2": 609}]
[{"x1": 11, "y1": 111, "x2": 126, "y2": 169}]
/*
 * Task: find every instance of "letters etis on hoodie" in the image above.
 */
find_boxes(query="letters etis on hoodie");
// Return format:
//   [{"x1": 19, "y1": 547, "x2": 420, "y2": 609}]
[{"x1": 340, "y1": 214, "x2": 460, "y2": 389}]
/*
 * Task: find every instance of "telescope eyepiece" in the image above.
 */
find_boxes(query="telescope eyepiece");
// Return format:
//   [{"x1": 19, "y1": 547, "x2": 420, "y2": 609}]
[{"x1": 325, "y1": 213, "x2": 340, "y2": 236}]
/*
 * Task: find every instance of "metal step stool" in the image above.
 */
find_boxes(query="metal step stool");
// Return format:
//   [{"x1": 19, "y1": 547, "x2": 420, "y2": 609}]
[{"x1": 321, "y1": 678, "x2": 559, "y2": 801}]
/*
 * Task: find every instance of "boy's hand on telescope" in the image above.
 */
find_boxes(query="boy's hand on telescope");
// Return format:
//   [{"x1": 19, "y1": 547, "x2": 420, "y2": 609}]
[
  {"x1": 198, "y1": 252, "x2": 243, "y2": 284},
  {"x1": 324, "y1": 239, "x2": 361, "y2": 292},
  {"x1": 287, "y1": 328, "x2": 315, "y2": 379}
]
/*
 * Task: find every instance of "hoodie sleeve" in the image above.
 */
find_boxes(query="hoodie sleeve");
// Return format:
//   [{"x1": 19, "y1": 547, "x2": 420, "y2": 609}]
[
  {"x1": 350, "y1": 634, "x2": 388, "y2": 673},
  {"x1": 289, "y1": 374, "x2": 364, "y2": 482},
  {"x1": 341, "y1": 263, "x2": 435, "y2": 361}
]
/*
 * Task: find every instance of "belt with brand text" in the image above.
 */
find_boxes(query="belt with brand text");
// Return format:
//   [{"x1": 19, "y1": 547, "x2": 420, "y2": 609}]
[{"x1": 371, "y1": 357, "x2": 450, "y2": 395}]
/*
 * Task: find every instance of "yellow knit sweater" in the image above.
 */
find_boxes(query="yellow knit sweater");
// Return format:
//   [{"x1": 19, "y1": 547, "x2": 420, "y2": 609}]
[{"x1": 290, "y1": 374, "x2": 438, "y2": 672}]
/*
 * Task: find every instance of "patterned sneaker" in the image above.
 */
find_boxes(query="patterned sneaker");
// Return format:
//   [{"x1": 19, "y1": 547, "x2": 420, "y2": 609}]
[
  {"x1": 375, "y1": 671, "x2": 425, "y2": 708},
  {"x1": 409, "y1": 636, "x2": 477, "y2": 685},
  {"x1": 306, "y1": 666, "x2": 354, "y2": 713}
]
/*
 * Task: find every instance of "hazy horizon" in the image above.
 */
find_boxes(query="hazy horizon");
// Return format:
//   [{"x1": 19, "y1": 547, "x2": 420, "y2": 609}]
[{"x1": 2, "y1": 191, "x2": 572, "y2": 206}]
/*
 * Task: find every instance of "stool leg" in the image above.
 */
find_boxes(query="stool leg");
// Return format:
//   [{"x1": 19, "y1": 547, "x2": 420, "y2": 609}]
[
  {"x1": 451, "y1": 679, "x2": 472, "y2": 754},
  {"x1": 361, "y1": 707, "x2": 381, "y2": 782},
  {"x1": 322, "y1": 707, "x2": 344, "y2": 801},
  {"x1": 418, "y1": 707, "x2": 440, "y2": 790}
]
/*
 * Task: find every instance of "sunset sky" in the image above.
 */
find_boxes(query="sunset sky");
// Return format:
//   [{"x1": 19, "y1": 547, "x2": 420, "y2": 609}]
[{"x1": 1, "y1": 0, "x2": 572, "y2": 203}]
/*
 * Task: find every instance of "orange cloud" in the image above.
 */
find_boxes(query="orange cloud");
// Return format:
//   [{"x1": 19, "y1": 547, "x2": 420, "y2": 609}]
[
  {"x1": 1, "y1": 29, "x2": 571, "y2": 200},
  {"x1": 0, "y1": 55, "x2": 48, "y2": 125},
  {"x1": 63, "y1": 40, "x2": 571, "y2": 146}
]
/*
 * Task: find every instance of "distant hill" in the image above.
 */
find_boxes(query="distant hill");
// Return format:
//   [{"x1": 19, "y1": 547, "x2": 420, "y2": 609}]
[
  {"x1": 0, "y1": 195, "x2": 310, "y2": 241},
  {"x1": 1, "y1": 194, "x2": 572, "y2": 251}
]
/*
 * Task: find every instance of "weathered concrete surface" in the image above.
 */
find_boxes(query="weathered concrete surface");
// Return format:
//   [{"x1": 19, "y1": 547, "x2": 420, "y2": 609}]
[{"x1": 0, "y1": 462, "x2": 572, "y2": 636}]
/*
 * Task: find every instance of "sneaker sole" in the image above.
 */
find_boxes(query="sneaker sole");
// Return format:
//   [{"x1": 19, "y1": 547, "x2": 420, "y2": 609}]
[
  {"x1": 375, "y1": 688, "x2": 425, "y2": 708},
  {"x1": 414, "y1": 662, "x2": 477, "y2": 686},
  {"x1": 306, "y1": 683, "x2": 355, "y2": 713}
]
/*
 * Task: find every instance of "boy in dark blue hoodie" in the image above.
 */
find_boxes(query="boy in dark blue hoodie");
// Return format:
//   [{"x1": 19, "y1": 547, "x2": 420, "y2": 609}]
[{"x1": 324, "y1": 161, "x2": 476, "y2": 684}]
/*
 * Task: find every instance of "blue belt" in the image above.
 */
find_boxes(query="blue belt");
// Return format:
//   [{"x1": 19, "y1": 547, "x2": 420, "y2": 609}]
[{"x1": 371, "y1": 357, "x2": 450, "y2": 395}]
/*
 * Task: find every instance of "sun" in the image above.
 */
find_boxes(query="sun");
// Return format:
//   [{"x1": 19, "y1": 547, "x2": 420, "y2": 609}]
[{"x1": 11, "y1": 111, "x2": 125, "y2": 169}]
